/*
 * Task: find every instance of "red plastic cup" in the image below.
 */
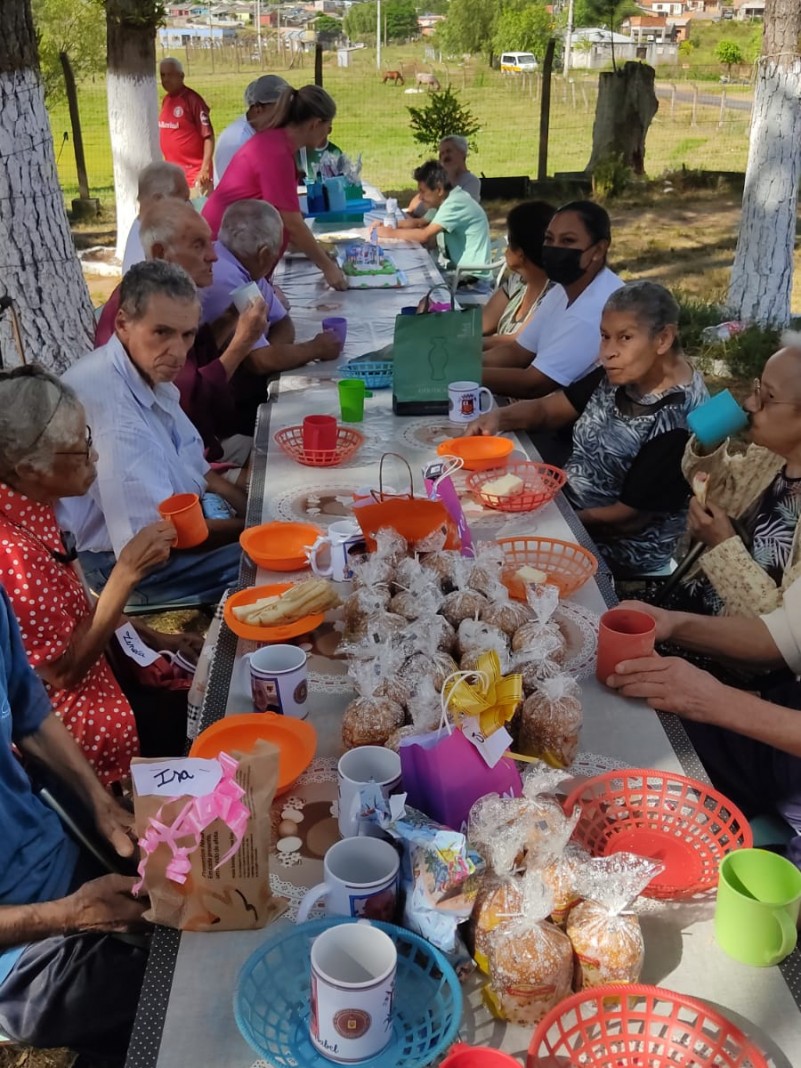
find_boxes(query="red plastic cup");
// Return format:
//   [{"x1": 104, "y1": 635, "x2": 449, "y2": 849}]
[
  {"x1": 302, "y1": 415, "x2": 338, "y2": 453},
  {"x1": 441, "y1": 1045, "x2": 522, "y2": 1068},
  {"x1": 596, "y1": 607, "x2": 657, "y2": 684},
  {"x1": 157, "y1": 492, "x2": 208, "y2": 549}
]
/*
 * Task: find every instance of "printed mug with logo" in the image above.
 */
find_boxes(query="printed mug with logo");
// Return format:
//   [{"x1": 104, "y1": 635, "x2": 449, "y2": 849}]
[
  {"x1": 244, "y1": 644, "x2": 308, "y2": 718},
  {"x1": 157, "y1": 648, "x2": 197, "y2": 681},
  {"x1": 296, "y1": 836, "x2": 400, "y2": 924},
  {"x1": 448, "y1": 380, "x2": 493, "y2": 424},
  {"x1": 337, "y1": 746, "x2": 402, "y2": 838},
  {"x1": 309, "y1": 922, "x2": 397, "y2": 1062},
  {"x1": 309, "y1": 520, "x2": 367, "y2": 582}
]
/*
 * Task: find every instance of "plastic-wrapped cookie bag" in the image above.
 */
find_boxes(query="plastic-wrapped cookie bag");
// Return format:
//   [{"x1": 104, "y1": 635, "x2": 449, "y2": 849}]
[
  {"x1": 480, "y1": 583, "x2": 533, "y2": 638},
  {"x1": 341, "y1": 656, "x2": 405, "y2": 749},
  {"x1": 456, "y1": 618, "x2": 511, "y2": 672},
  {"x1": 397, "y1": 619, "x2": 460, "y2": 693},
  {"x1": 511, "y1": 584, "x2": 567, "y2": 661},
  {"x1": 385, "y1": 675, "x2": 441, "y2": 752},
  {"x1": 419, "y1": 549, "x2": 463, "y2": 593},
  {"x1": 440, "y1": 555, "x2": 488, "y2": 628},
  {"x1": 566, "y1": 852, "x2": 664, "y2": 989},
  {"x1": 373, "y1": 526, "x2": 408, "y2": 568},
  {"x1": 517, "y1": 674, "x2": 583, "y2": 768},
  {"x1": 389, "y1": 562, "x2": 445, "y2": 621},
  {"x1": 467, "y1": 541, "x2": 506, "y2": 597},
  {"x1": 485, "y1": 871, "x2": 573, "y2": 1025}
]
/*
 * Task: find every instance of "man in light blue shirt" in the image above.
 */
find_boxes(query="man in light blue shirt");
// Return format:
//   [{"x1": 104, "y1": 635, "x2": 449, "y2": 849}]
[
  {"x1": 0, "y1": 587, "x2": 146, "y2": 1062},
  {"x1": 60, "y1": 261, "x2": 245, "y2": 606}
]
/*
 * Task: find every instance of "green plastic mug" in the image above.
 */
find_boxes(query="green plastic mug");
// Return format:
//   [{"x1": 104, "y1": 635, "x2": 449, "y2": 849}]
[
  {"x1": 338, "y1": 378, "x2": 372, "y2": 422},
  {"x1": 715, "y1": 848, "x2": 801, "y2": 966}
]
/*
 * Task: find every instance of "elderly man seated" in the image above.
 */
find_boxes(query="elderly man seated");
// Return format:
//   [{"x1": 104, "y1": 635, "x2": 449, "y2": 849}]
[
  {"x1": 607, "y1": 584, "x2": 801, "y2": 860},
  {"x1": 60, "y1": 261, "x2": 245, "y2": 606},
  {"x1": 0, "y1": 587, "x2": 147, "y2": 1064},
  {"x1": 121, "y1": 161, "x2": 190, "y2": 275},
  {"x1": 374, "y1": 160, "x2": 491, "y2": 275},
  {"x1": 201, "y1": 198, "x2": 342, "y2": 435},
  {"x1": 407, "y1": 135, "x2": 481, "y2": 217}
]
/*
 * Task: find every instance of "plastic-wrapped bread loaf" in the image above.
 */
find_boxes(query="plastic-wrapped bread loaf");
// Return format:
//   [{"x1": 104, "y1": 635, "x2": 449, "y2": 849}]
[{"x1": 517, "y1": 675, "x2": 583, "y2": 769}]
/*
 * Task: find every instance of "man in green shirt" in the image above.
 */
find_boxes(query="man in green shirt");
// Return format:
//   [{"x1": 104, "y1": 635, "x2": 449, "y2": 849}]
[{"x1": 373, "y1": 160, "x2": 492, "y2": 273}]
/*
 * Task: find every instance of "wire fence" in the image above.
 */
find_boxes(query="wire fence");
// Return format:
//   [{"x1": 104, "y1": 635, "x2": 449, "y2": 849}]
[{"x1": 46, "y1": 42, "x2": 753, "y2": 203}]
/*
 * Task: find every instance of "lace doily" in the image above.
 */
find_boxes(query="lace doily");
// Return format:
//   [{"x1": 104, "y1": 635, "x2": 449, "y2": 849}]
[
  {"x1": 400, "y1": 418, "x2": 460, "y2": 451},
  {"x1": 273, "y1": 484, "x2": 363, "y2": 525},
  {"x1": 555, "y1": 601, "x2": 599, "y2": 680}
]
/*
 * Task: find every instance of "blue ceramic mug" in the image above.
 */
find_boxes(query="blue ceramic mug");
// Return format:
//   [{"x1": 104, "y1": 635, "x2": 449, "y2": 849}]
[{"x1": 687, "y1": 389, "x2": 748, "y2": 449}]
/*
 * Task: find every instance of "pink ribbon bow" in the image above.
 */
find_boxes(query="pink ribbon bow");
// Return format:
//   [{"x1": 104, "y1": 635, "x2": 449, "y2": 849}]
[{"x1": 133, "y1": 752, "x2": 250, "y2": 896}]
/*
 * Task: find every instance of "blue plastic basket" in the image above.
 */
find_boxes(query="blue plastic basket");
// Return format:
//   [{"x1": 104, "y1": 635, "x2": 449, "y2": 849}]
[
  {"x1": 341, "y1": 361, "x2": 394, "y2": 390},
  {"x1": 234, "y1": 917, "x2": 463, "y2": 1068}
]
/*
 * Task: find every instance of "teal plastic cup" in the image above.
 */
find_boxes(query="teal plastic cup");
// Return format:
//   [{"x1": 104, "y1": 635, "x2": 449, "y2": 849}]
[
  {"x1": 687, "y1": 389, "x2": 748, "y2": 449},
  {"x1": 338, "y1": 378, "x2": 372, "y2": 422}
]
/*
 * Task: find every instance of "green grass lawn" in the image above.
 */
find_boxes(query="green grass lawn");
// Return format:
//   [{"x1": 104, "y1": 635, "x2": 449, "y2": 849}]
[{"x1": 50, "y1": 42, "x2": 751, "y2": 202}]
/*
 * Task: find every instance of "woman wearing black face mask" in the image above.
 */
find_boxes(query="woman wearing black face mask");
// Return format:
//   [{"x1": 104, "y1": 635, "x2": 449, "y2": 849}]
[{"x1": 483, "y1": 200, "x2": 623, "y2": 400}]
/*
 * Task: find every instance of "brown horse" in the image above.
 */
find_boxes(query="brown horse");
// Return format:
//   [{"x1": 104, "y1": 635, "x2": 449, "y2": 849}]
[
  {"x1": 382, "y1": 70, "x2": 405, "y2": 85},
  {"x1": 415, "y1": 72, "x2": 441, "y2": 91}
]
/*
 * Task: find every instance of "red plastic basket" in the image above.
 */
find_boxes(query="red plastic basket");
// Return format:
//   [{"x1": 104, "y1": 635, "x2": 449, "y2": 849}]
[
  {"x1": 563, "y1": 769, "x2": 752, "y2": 899},
  {"x1": 467, "y1": 462, "x2": 567, "y2": 513},
  {"x1": 274, "y1": 424, "x2": 364, "y2": 467},
  {"x1": 498, "y1": 536, "x2": 598, "y2": 600},
  {"x1": 527, "y1": 984, "x2": 770, "y2": 1068}
]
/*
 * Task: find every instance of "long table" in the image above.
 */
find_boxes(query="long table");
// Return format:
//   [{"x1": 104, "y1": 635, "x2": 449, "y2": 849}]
[{"x1": 125, "y1": 238, "x2": 801, "y2": 1068}]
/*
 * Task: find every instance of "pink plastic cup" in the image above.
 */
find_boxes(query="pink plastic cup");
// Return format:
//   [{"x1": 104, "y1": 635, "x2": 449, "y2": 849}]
[{"x1": 596, "y1": 608, "x2": 657, "y2": 684}]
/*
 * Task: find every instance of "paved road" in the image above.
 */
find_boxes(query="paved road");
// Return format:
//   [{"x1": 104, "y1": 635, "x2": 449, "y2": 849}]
[{"x1": 655, "y1": 82, "x2": 753, "y2": 112}]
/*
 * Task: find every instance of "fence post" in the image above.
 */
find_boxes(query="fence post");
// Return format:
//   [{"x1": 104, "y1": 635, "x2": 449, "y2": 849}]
[
  {"x1": 538, "y1": 38, "x2": 556, "y2": 181},
  {"x1": 718, "y1": 86, "x2": 726, "y2": 128},
  {"x1": 581, "y1": 80, "x2": 588, "y2": 111},
  {"x1": 315, "y1": 42, "x2": 323, "y2": 87},
  {"x1": 670, "y1": 82, "x2": 676, "y2": 118},
  {"x1": 691, "y1": 83, "x2": 698, "y2": 127},
  {"x1": 571, "y1": 79, "x2": 576, "y2": 109},
  {"x1": 58, "y1": 50, "x2": 98, "y2": 216}
]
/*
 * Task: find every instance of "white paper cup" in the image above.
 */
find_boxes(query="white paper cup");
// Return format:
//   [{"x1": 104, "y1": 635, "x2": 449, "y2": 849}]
[
  {"x1": 231, "y1": 280, "x2": 262, "y2": 312},
  {"x1": 297, "y1": 836, "x2": 400, "y2": 924},
  {"x1": 309, "y1": 922, "x2": 396, "y2": 1062},
  {"x1": 448, "y1": 380, "x2": 493, "y2": 424},
  {"x1": 337, "y1": 746, "x2": 402, "y2": 838},
  {"x1": 245, "y1": 644, "x2": 308, "y2": 718}
]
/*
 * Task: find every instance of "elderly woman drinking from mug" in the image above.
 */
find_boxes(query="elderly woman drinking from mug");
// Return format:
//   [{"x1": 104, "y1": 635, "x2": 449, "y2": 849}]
[
  {"x1": 467, "y1": 282, "x2": 709, "y2": 578},
  {"x1": 672, "y1": 335, "x2": 801, "y2": 618},
  {"x1": 0, "y1": 367, "x2": 200, "y2": 786}
]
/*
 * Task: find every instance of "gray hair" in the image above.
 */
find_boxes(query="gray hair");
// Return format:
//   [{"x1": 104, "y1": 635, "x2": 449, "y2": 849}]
[
  {"x1": 0, "y1": 366, "x2": 84, "y2": 477},
  {"x1": 119, "y1": 260, "x2": 198, "y2": 321},
  {"x1": 780, "y1": 330, "x2": 801, "y2": 351},
  {"x1": 160, "y1": 57, "x2": 184, "y2": 74},
  {"x1": 244, "y1": 74, "x2": 289, "y2": 107},
  {"x1": 137, "y1": 161, "x2": 189, "y2": 204},
  {"x1": 603, "y1": 281, "x2": 681, "y2": 350},
  {"x1": 440, "y1": 135, "x2": 469, "y2": 156},
  {"x1": 219, "y1": 199, "x2": 283, "y2": 260},
  {"x1": 139, "y1": 199, "x2": 203, "y2": 258}
]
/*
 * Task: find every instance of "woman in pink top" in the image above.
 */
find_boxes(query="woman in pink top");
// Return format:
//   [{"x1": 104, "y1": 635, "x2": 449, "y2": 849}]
[{"x1": 202, "y1": 85, "x2": 346, "y2": 291}]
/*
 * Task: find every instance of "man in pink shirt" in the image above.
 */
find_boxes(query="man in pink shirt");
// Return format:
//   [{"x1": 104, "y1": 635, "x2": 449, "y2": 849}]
[{"x1": 159, "y1": 58, "x2": 214, "y2": 193}]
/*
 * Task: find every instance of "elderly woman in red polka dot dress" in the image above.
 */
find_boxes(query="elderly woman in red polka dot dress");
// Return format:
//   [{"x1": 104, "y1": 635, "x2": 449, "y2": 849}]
[{"x1": 0, "y1": 366, "x2": 199, "y2": 786}]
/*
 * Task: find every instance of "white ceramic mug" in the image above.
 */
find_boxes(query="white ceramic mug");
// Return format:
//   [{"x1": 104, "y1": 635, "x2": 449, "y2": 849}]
[
  {"x1": 245, "y1": 644, "x2": 308, "y2": 718},
  {"x1": 157, "y1": 648, "x2": 197, "y2": 680},
  {"x1": 296, "y1": 836, "x2": 400, "y2": 924},
  {"x1": 448, "y1": 380, "x2": 493, "y2": 424},
  {"x1": 309, "y1": 520, "x2": 367, "y2": 582},
  {"x1": 337, "y1": 746, "x2": 402, "y2": 838},
  {"x1": 309, "y1": 922, "x2": 396, "y2": 1062}
]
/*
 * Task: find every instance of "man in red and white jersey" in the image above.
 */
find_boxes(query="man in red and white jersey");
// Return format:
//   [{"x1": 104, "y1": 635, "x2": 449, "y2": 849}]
[{"x1": 158, "y1": 57, "x2": 214, "y2": 193}]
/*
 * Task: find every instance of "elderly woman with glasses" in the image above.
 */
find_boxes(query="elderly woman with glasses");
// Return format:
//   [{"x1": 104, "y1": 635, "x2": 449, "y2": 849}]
[
  {"x1": 677, "y1": 335, "x2": 801, "y2": 617},
  {"x1": 0, "y1": 367, "x2": 198, "y2": 786}
]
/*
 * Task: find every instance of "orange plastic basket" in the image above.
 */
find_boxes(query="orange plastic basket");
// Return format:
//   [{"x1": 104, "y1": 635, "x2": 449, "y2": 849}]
[
  {"x1": 527, "y1": 984, "x2": 770, "y2": 1068},
  {"x1": 498, "y1": 536, "x2": 598, "y2": 599},
  {"x1": 274, "y1": 425, "x2": 364, "y2": 467},
  {"x1": 563, "y1": 769, "x2": 752, "y2": 899},
  {"x1": 467, "y1": 462, "x2": 567, "y2": 513}
]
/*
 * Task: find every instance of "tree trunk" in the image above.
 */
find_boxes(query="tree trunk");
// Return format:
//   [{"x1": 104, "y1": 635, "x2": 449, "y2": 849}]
[
  {"x1": 585, "y1": 62, "x2": 658, "y2": 175},
  {"x1": 728, "y1": 0, "x2": 801, "y2": 325},
  {"x1": 105, "y1": 1, "x2": 160, "y2": 262},
  {"x1": 0, "y1": 0, "x2": 94, "y2": 370}
]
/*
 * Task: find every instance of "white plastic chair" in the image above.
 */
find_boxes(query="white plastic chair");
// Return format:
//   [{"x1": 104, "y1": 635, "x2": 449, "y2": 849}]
[{"x1": 447, "y1": 237, "x2": 507, "y2": 303}]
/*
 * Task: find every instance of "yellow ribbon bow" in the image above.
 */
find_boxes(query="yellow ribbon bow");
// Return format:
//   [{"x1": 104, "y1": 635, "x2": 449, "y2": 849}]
[{"x1": 443, "y1": 651, "x2": 523, "y2": 737}]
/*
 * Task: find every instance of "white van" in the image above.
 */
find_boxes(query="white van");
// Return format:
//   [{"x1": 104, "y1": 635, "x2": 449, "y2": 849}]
[{"x1": 500, "y1": 51, "x2": 538, "y2": 74}]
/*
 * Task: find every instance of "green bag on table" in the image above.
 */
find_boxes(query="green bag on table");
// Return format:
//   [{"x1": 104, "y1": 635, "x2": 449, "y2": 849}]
[{"x1": 391, "y1": 295, "x2": 482, "y2": 416}]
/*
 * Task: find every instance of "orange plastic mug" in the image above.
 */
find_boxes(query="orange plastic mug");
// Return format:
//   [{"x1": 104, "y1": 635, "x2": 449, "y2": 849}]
[
  {"x1": 596, "y1": 607, "x2": 656, "y2": 684},
  {"x1": 440, "y1": 1044, "x2": 522, "y2": 1067},
  {"x1": 157, "y1": 492, "x2": 208, "y2": 549}
]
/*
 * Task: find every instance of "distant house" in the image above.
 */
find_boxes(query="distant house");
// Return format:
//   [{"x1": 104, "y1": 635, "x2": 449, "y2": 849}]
[
  {"x1": 418, "y1": 13, "x2": 446, "y2": 36},
  {"x1": 735, "y1": 0, "x2": 764, "y2": 17},
  {"x1": 624, "y1": 14, "x2": 674, "y2": 43},
  {"x1": 168, "y1": 5, "x2": 192, "y2": 17},
  {"x1": 569, "y1": 26, "x2": 678, "y2": 67},
  {"x1": 158, "y1": 23, "x2": 237, "y2": 45}
]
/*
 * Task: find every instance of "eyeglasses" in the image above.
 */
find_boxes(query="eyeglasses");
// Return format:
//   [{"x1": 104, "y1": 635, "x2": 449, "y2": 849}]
[
  {"x1": 53, "y1": 425, "x2": 93, "y2": 459},
  {"x1": 751, "y1": 379, "x2": 798, "y2": 412}
]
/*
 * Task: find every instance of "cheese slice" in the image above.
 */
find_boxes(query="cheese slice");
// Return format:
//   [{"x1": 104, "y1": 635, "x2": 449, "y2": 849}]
[
  {"x1": 515, "y1": 565, "x2": 549, "y2": 584},
  {"x1": 483, "y1": 473, "x2": 525, "y2": 498}
]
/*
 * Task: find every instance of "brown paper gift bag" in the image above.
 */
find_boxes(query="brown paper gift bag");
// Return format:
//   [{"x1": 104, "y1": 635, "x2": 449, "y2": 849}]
[{"x1": 132, "y1": 740, "x2": 287, "y2": 931}]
